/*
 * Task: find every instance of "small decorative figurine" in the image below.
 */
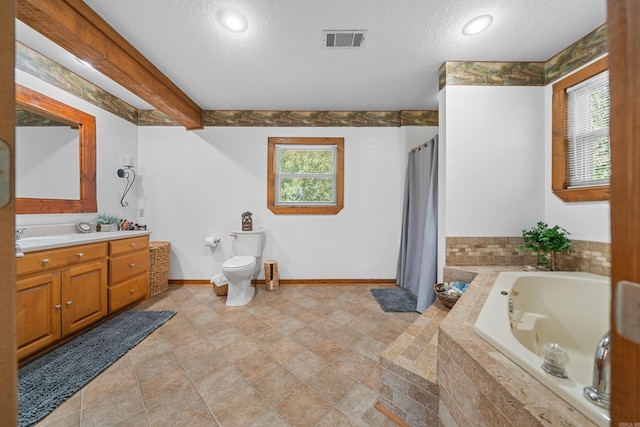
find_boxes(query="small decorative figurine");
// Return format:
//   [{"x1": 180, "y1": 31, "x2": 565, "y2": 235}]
[{"x1": 242, "y1": 211, "x2": 253, "y2": 231}]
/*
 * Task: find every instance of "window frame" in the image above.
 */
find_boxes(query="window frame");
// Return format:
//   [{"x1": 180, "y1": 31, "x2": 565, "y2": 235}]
[
  {"x1": 552, "y1": 56, "x2": 610, "y2": 202},
  {"x1": 267, "y1": 137, "x2": 344, "y2": 214}
]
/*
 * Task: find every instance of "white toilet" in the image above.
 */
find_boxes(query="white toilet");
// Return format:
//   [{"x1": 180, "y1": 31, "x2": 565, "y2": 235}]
[{"x1": 222, "y1": 230, "x2": 264, "y2": 306}]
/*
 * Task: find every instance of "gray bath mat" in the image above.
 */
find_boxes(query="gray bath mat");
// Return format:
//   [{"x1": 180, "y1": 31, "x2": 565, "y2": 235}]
[
  {"x1": 370, "y1": 288, "x2": 418, "y2": 312},
  {"x1": 18, "y1": 310, "x2": 176, "y2": 427}
]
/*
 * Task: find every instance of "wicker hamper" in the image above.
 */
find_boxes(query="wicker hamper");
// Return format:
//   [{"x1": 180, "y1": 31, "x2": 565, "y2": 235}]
[{"x1": 148, "y1": 241, "x2": 171, "y2": 297}]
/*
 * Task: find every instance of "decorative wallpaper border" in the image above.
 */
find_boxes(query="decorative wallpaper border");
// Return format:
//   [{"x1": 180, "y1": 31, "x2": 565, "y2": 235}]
[
  {"x1": 545, "y1": 24, "x2": 608, "y2": 84},
  {"x1": 439, "y1": 24, "x2": 608, "y2": 90},
  {"x1": 17, "y1": 42, "x2": 438, "y2": 129},
  {"x1": 137, "y1": 110, "x2": 181, "y2": 126},
  {"x1": 139, "y1": 109, "x2": 438, "y2": 127},
  {"x1": 15, "y1": 42, "x2": 139, "y2": 125},
  {"x1": 439, "y1": 62, "x2": 545, "y2": 89}
]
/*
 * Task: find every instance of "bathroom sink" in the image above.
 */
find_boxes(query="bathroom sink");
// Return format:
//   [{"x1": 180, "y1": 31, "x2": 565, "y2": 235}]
[{"x1": 19, "y1": 235, "x2": 74, "y2": 246}]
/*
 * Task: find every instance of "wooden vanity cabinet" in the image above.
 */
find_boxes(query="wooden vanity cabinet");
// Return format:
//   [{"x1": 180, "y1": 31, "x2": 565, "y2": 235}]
[
  {"x1": 16, "y1": 243, "x2": 108, "y2": 360},
  {"x1": 108, "y1": 236, "x2": 149, "y2": 312},
  {"x1": 16, "y1": 235, "x2": 150, "y2": 360}
]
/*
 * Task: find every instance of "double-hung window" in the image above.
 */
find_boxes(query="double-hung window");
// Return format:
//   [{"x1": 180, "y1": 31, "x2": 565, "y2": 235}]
[
  {"x1": 267, "y1": 137, "x2": 344, "y2": 214},
  {"x1": 566, "y1": 70, "x2": 610, "y2": 187},
  {"x1": 552, "y1": 57, "x2": 610, "y2": 201}
]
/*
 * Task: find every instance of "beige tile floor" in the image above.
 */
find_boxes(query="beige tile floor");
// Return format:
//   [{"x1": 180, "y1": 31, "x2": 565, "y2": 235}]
[{"x1": 35, "y1": 284, "x2": 419, "y2": 427}]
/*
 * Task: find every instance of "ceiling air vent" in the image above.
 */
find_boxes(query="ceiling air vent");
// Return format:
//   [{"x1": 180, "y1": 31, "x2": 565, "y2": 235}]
[{"x1": 323, "y1": 30, "x2": 367, "y2": 48}]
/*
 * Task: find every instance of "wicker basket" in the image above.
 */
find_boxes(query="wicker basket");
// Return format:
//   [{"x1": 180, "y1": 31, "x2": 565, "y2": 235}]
[
  {"x1": 433, "y1": 283, "x2": 459, "y2": 309},
  {"x1": 264, "y1": 260, "x2": 279, "y2": 291},
  {"x1": 148, "y1": 241, "x2": 171, "y2": 297},
  {"x1": 212, "y1": 283, "x2": 228, "y2": 296}
]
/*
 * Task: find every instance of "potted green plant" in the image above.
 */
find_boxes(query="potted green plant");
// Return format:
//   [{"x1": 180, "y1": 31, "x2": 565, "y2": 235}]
[
  {"x1": 95, "y1": 213, "x2": 119, "y2": 232},
  {"x1": 520, "y1": 221, "x2": 571, "y2": 271}
]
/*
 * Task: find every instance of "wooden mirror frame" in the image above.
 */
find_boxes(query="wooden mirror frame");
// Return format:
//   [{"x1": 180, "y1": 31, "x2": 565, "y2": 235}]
[{"x1": 15, "y1": 84, "x2": 97, "y2": 214}]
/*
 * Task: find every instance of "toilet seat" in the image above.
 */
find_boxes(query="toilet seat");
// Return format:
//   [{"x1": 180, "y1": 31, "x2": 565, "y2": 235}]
[{"x1": 222, "y1": 256, "x2": 256, "y2": 271}]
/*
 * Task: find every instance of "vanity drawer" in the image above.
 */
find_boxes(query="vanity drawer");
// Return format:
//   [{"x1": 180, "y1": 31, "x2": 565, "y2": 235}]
[
  {"x1": 17, "y1": 243, "x2": 108, "y2": 276},
  {"x1": 109, "y1": 236, "x2": 149, "y2": 256},
  {"x1": 108, "y1": 275, "x2": 148, "y2": 312},
  {"x1": 109, "y1": 251, "x2": 149, "y2": 284}
]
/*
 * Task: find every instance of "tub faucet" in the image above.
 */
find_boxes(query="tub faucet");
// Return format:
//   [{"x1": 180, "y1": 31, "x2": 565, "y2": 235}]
[
  {"x1": 583, "y1": 331, "x2": 610, "y2": 409},
  {"x1": 16, "y1": 228, "x2": 26, "y2": 241}
]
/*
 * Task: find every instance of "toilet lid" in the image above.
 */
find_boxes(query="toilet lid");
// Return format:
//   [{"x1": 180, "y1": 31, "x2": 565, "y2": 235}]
[{"x1": 223, "y1": 256, "x2": 256, "y2": 270}]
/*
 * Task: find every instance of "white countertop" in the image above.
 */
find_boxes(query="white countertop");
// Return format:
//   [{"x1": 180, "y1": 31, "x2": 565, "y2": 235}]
[{"x1": 16, "y1": 230, "x2": 151, "y2": 253}]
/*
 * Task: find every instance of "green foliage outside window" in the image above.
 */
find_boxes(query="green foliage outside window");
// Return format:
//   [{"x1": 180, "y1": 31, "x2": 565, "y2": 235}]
[
  {"x1": 279, "y1": 148, "x2": 335, "y2": 203},
  {"x1": 590, "y1": 85, "x2": 611, "y2": 180},
  {"x1": 280, "y1": 149, "x2": 333, "y2": 174}
]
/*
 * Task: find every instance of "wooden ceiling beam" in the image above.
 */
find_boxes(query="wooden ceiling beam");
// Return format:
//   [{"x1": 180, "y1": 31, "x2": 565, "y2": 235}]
[{"x1": 17, "y1": 0, "x2": 203, "y2": 130}]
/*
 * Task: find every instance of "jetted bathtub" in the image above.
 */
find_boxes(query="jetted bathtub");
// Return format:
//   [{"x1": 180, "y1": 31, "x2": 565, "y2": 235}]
[{"x1": 474, "y1": 271, "x2": 610, "y2": 426}]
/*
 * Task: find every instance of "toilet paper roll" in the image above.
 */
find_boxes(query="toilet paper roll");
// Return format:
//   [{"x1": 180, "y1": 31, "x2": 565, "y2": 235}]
[{"x1": 205, "y1": 236, "x2": 220, "y2": 247}]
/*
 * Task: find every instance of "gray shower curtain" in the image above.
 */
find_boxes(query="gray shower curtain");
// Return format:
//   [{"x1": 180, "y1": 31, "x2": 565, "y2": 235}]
[{"x1": 396, "y1": 136, "x2": 438, "y2": 313}]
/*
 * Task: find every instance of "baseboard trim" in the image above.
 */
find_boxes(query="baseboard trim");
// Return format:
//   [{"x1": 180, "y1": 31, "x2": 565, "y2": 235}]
[
  {"x1": 168, "y1": 279, "x2": 210, "y2": 285},
  {"x1": 168, "y1": 279, "x2": 396, "y2": 286},
  {"x1": 374, "y1": 402, "x2": 411, "y2": 427}
]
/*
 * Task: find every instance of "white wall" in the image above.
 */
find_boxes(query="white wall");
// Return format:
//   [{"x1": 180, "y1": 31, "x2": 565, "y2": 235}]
[
  {"x1": 15, "y1": 71, "x2": 139, "y2": 226},
  {"x1": 441, "y1": 85, "x2": 547, "y2": 237},
  {"x1": 439, "y1": 80, "x2": 610, "y2": 246},
  {"x1": 138, "y1": 125, "x2": 436, "y2": 280}
]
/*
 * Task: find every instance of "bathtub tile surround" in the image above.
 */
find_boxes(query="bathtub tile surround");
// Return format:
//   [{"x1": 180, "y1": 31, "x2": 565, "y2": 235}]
[
  {"x1": 35, "y1": 285, "x2": 416, "y2": 426},
  {"x1": 438, "y1": 266, "x2": 597, "y2": 426},
  {"x1": 379, "y1": 301, "x2": 448, "y2": 427},
  {"x1": 446, "y1": 237, "x2": 611, "y2": 276},
  {"x1": 378, "y1": 266, "x2": 600, "y2": 426},
  {"x1": 555, "y1": 240, "x2": 611, "y2": 276}
]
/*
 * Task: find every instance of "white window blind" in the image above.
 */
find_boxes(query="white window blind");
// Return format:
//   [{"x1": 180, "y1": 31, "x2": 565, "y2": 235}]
[{"x1": 566, "y1": 70, "x2": 610, "y2": 188}]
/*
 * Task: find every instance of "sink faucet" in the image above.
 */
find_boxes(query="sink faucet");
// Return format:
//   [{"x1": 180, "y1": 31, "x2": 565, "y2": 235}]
[
  {"x1": 15, "y1": 228, "x2": 26, "y2": 257},
  {"x1": 583, "y1": 331, "x2": 610, "y2": 409}
]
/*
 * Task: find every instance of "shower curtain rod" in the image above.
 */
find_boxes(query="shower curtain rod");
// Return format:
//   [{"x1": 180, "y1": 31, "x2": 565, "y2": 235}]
[{"x1": 410, "y1": 136, "x2": 438, "y2": 153}]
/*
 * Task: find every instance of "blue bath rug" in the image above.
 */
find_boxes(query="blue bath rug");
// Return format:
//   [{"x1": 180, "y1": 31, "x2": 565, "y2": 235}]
[
  {"x1": 371, "y1": 288, "x2": 418, "y2": 312},
  {"x1": 18, "y1": 310, "x2": 176, "y2": 427}
]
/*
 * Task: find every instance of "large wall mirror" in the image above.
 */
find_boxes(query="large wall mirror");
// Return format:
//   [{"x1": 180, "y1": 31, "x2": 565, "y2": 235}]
[{"x1": 16, "y1": 84, "x2": 97, "y2": 214}]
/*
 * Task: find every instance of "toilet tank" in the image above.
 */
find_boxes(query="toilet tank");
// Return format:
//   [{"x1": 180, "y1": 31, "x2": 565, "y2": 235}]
[{"x1": 232, "y1": 230, "x2": 264, "y2": 257}]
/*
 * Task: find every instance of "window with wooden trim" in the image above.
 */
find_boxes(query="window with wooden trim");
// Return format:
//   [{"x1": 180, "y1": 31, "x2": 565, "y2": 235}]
[
  {"x1": 552, "y1": 57, "x2": 610, "y2": 202},
  {"x1": 267, "y1": 137, "x2": 344, "y2": 214}
]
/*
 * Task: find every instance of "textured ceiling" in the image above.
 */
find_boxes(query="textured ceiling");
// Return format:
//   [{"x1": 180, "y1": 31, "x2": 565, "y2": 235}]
[{"x1": 17, "y1": 0, "x2": 606, "y2": 111}]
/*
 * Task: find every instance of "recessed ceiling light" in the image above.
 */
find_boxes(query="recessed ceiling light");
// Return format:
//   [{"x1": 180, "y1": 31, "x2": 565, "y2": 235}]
[
  {"x1": 75, "y1": 57, "x2": 93, "y2": 68},
  {"x1": 462, "y1": 14, "x2": 493, "y2": 36},
  {"x1": 219, "y1": 10, "x2": 248, "y2": 32}
]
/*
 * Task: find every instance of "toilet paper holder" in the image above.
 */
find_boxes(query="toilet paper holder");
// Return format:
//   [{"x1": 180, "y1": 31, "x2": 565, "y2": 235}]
[{"x1": 205, "y1": 236, "x2": 221, "y2": 248}]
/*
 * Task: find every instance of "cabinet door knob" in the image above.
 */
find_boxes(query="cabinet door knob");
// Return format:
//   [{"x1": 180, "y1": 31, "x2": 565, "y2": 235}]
[
  {"x1": 66, "y1": 301, "x2": 73, "y2": 306},
  {"x1": 129, "y1": 263, "x2": 136, "y2": 268},
  {"x1": 129, "y1": 289, "x2": 135, "y2": 294},
  {"x1": 54, "y1": 305, "x2": 62, "y2": 310},
  {"x1": 130, "y1": 243, "x2": 136, "y2": 247},
  {"x1": 77, "y1": 252, "x2": 84, "y2": 258},
  {"x1": 41, "y1": 258, "x2": 50, "y2": 265}
]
